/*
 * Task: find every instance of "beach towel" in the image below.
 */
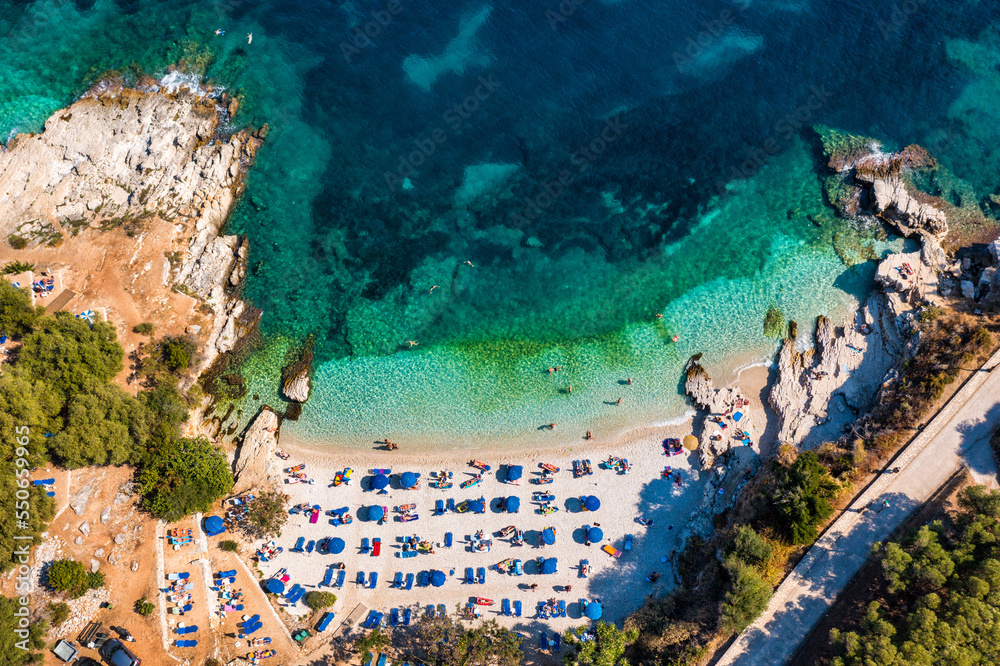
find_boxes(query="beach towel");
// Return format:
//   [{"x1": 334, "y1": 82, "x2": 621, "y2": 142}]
[{"x1": 372, "y1": 538, "x2": 381, "y2": 556}]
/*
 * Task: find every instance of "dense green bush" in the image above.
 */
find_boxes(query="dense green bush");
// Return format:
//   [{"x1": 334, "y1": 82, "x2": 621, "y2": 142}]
[
  {"x1": 1, "y1": 261, "x2": 33, "y2": 275},
  {"x1": 304, "y1": 591, "x2": 337, "y2": 611},
  {"x1": 242, "y1": 489, "x2": 288, "y2": 539},
  {"x1": 565, "y1": 621, "x2": 638, "y2": 666},
  {"x1": 133, "y1": 322, "x2": 155, "y2": 336},
  {"x1": 829, "y1": 486, "x2": 1000, "y2": 666},
  {"x1": 720, "y1": 559, "x2": 772, "y2": 633},
  {"x1": 0, "y1": 281, "x2": 41, "y2": 338},
  {"x1": 47, "y1": 602, "x2": 70, "y2": 626},
  {"x1": 135, "y1": 598, "x2": 155, "y2": 616},
  {"x1": 138, "y1": 437, "x2": 233, "y2": 522},
  {"x1": 18, "y1": 313, "x2": 123, "y2": 399},
  {"x1": 219, "y1": 540, "x2": 239, "y2": 553},
  {"x1": 767, "y1": 451, "x2": 839, "y2": 544},
  {"x1": 47, "y1": 559, "x2": 105, "y2": 598},
  {"x1": 728, "y1": 525, "x2": 773, "y2": 567},
  {"x1": 0, "y1": 596, "x2": 46, "y2": 664}
]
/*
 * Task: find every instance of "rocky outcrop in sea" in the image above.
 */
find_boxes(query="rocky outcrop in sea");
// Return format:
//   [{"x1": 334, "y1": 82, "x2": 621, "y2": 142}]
[{"x1": 0, "y1": 75, "x2": 265, "y2": 372}]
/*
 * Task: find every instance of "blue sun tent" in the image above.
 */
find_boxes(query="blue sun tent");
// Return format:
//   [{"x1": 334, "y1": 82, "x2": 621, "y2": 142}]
[
  {"x1": 204, "y1": 515, "x2": 225, "y2": 536},
  {"x1": 469, "y1": 499, "x2": 485, "y2": 514},
  {"x1": 586, "y1": 601, "x2": 603, "y2": 619},
  {"x1": 431, "y1": 570, "x2": 446, "y2": 587},
  {"x1": 507, "y1": 465, "x2": 522, "y2": 482},
  {"x1": 264, "y1": 578, "x2": 285, "y2": 594},
  {"x1": 506, "y1": 496, "x2": 520, "y2": 513},
  {"x1": 329, "y1": 537, "x2": 346, "y2": 554},
  {"x1": 540, "y1": 557, "x2": 558, "y2": 574},
  {"x1": 372, "y1": 474, "x2": 389, "y2": 490},
  {"x1": 542, "y1": 528, "x2": 555, "y2": 545},
  {"x1": 583, "y1": 496, "x2": 601, "y2": 512},
  {"x1": 587, "y1": 526, "x2": 603, "y2": 542},
  {"x1": 368, "y1": 505, "x2": 384, "y2": 521},
  {"x1": 401, "y1": 472, "x2": 418, "y2": 488}
]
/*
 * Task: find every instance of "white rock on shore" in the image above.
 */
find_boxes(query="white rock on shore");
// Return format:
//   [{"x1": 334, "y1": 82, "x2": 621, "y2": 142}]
[
  {"x1": 282, "y1": 366, "x2": 310, "y2": 403},
  {"x1": 232, "y1": 406, "x2": 280, "y2": 495}
]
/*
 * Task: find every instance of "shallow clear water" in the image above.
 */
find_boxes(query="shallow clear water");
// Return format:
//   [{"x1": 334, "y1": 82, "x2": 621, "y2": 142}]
[{"x1": 0, "y1": 0, "x2": 996, "y2": 447}]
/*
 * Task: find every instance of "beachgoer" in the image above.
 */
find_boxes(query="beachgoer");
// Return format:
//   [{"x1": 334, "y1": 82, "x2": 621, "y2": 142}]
[
  {"x1": 554, "y1": 366, "x2": 562, "y2": 371},
  {"x1": 616, "y1": 397, "x2": 623, "y2": 405},
  {"x1": 214, "y1": 29, "x2": 225, "y2": 35},
  {"x1": 655, "y1": 313, "x2": 663, "y2": 319},
  {"x1": 530, "y1": 584, "x2": 538, "y2": 591},
  {"x1": 548, "y1": 423, "x2": 557, "y2": 430},
  {"x1": 247, "y1": 32, "x2": 253, "y2": 44},
  {"x1": 565, "y1": 585, "x2": 572, "y2": 592},
  {"x1": 672, "y1": 335, "x2": 680, "y2": 342},
  {"x1": 567, "y1": 385, "x2": 572, "y2": 394},
  {"x1": 627, "y1": 377, "x2": 633, "y2": 384},
  {"x1": 430, "y1": 285, "x2": 439, "y2": 292},
  {"x1": 548, "y1": 367, "x2": 555, "y2": 373},
  {"x1": 585, "y1": 431, "x2": 593, "y2": 440},
  {"x1": 406, "y1": 340, "x2": 418, "y2": 347},
  {"x1": 464, "y1": 260, "x2": 475, "y2": 267}
]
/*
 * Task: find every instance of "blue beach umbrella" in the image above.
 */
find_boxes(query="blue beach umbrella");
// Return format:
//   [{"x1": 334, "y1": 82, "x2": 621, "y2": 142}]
[
  {"x1": 587, "y1": 526, "x2": 603, "y2": 542},
  {"x1": 372, "y1": 474, "x2": 389, "y2": 490},
  {"x1": 204, "y1": 515, "x2": 224, "y2": 534},
  {"x1": 330, "y1": 537, "x2": 346, "y2": 554},
  {"x1": 507, "y1": 465, "x2": 523, "y2": 482},
  {"x1": 583, "y1": 496, "x2": 601, "y2": 512},
  {"x1": 542, "y1": 528, "x2": 555, "y2": 545},
  {"x1": 401, "y1": 472, "x2": 418, "y2": 488},
  {"x1": 541, "y1": 557, "x2": 558, "y2": 574},
  {"x1": 470, "y1": 499, "x2": 486, "y2": 514},
  {"x1": 586, "y1": 601, "x2": 602, "y2": 620},
  {"x1": 506, "y1": 496, "x2": 520, "y2": 513},
  {"x1": 368, "y1": 505, "x2": 384, "y2": 521},
  {"x1": 431, "y1": 570, "x2": 446, "y2": 587},
  {"x1": 264, "y1": 578, "x2": 285, "y2": 595}
]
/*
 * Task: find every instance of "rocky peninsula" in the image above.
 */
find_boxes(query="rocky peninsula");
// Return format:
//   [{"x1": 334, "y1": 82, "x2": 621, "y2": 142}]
[{"x1": 0, "y1": 75, "x2": 265, "y2": 378}]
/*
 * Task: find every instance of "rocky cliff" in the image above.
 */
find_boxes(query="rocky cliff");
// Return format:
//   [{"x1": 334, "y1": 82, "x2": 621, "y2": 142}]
[
  {"x1": 0, "y1": 75, "x2": 265, "y2": 370},
  {"x1": 232, "y1": 406, "x2": 280, "y2": 495}
]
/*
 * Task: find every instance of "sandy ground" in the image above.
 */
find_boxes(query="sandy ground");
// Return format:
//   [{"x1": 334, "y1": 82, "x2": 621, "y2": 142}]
[
  {"x1": 0, "y1": 219, "x2": 212, "y2": 391},
  {"x1": 247, "y1": 363, "x2": 777, "y2": 664}
]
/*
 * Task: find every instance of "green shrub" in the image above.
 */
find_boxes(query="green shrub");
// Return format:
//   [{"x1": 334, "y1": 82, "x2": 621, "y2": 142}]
[
  {"x1": 721, "y1": 559, "x2": 772, "y2": 633},
  {"x1": 47, "y1": 602, "x2": 70, "y2": 626},
  {"x1": 135, "y1": 598, "x2": 155, "y2": 616},
  {"x1": 304, "y1": 590, "x2": 337, "y2": 611},
  {"x1": 768, "y1": 451, "x2": 839, "y2": 544},
  {"x1": 1, "y1": 261, "x2": 33, "y2": 274},
  {"x1": 242, "y1": 489, "x2": 288, "y2": 540},
  {"x1": 917, "y1": 306, "x2": 944, "y2": 324},
  {"x1": 729, "y1": 525, "x2": 773, "y2": 567},
  {"x1": 8, "y1": 234, "x2": 27, "y2": 250},
  {"x1": 220, "y1": 540, "x2": 239, "y2": 553},
  {"x1": 47, "y1": 559, "x2": 105, "y2": 598},
  {"x1": 139, "y1": 437, "x2": 233, "y2": 522},
  {"x1": 161, "y1": 336, "x2": 194, "y2": 371},
  {"x1": 0, "y1": 281, "x2": 41, "y2": 338},
  {"x1": 133, "y1": 322, "x2": 155, "y2": 336}
]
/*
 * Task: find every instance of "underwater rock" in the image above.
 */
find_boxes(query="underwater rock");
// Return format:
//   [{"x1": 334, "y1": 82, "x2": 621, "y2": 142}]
[{"x1": 283, "y1": 366, "x2": 310, "y2": 403}]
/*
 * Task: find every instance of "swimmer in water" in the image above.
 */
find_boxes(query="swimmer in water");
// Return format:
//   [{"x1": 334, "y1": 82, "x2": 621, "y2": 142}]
[
  {"x1": 247, "y1": 32, "x2": 253, "y2": 44},
  {"x1": 215, "y1": 29, "x2": 225, "y2": 36}
]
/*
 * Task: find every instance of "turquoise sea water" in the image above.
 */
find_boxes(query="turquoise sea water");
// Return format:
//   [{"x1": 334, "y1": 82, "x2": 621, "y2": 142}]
[{"x1": 1, "y1": 0, "x2": 998, "y2": 447}]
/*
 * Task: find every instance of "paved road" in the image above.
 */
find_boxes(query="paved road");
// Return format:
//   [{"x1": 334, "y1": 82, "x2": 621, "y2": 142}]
[{"x1": 716, "y1": 349, "x2": 1000, "y2": 666}]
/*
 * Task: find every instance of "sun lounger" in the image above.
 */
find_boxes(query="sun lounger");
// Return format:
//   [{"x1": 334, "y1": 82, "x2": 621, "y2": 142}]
[
  {"x1": 391, "y1": 608, "x2": 399, "y2": 627},
  {"x1": 540, "y1": 633, "x2": 549, "y2": 650},
  {"x1": 293, "y1": 537, "x2": 305, "y2": 552},
  {"x1": 436, "y1": 499, "x2": 444, "y2": 515},
  {"x1": 357, "y1": 571, "x2": 366, "y2": 586},
  {"x1": 397, "y1": 550, "x2": 417, "y2": 559},
  {"x1": 176, "y1": 640, "x2": 197, "y2": 647},
  {"x1": 393, "y1": 572, "x2": 403, "y2": 587},
  {"x1": 427, "y1": 604, "x2": 436, "y2": 617},
  {"x1": 372, "y1": 538, "x2": 381, "y2": 556},
  {"x1": 364, "y1": 610, "x2": 379, "y2": 628},
  {"x1": 316, "y1": 611, "x2": 335, "y2": 632},
  {"x1": 369, "y1": 572, "x2": 378, "y2": 589},
  {"x1": 167, "y1": 572, "x2": 190, "y2": 581},
  {"x1": 363, "y1": 653, "x2": 373, "y2": 666},
  {"x1": 289, "y1": 586, "x2": 307, "y2": 604},
  {"x1": 305, "y1": 540, "x2": 315, "y2": 553},
  {"x1": 215, "y1": 569, "x2": 237, "y2": 578},
  {"x1": 405, "y1": 573, "x2": 414, "y2": 590},
  {"x1": 403, "y1": 608, "x2": 411, "y2": 626},
  {"x1": 322, "y1": 567, "x2": 335, "y2": 587},
  {"x1": 503, "y1": 599, "x2": 511, "y2": 616},
  {"x1": 477, "y1": 567, "x2": 486, "y2": 584},
  {"x1": 465, "y1": 567, "x2": 474, "y2": 584},
  {"x1": 447, "y1": 498, "x2": 455, "y2": 512},
  {"x1": 438, "y1": 603, "x2": 447, "y2": 616},
  {"x1": 242, "y1": 621, "x2": 262, "y2": 636},
  {"x1": 378, "y1": 654, "x2": 388, "y2": 666},
  {"x1": 420, "y1": 571, "x2": 430, "y2": 587},
  {"x1": 285, "y1": 584, "x2": 302, "y2": 600},
  {"x1": 553, "y1": 633, "x2": 562, "y2": 651},
  {"x1": 514, "y1": 600, "x2": 522, "y2": 617},
  {"x1": 176, "y1": 625, "x2": 198, "y2": 635},
  {"x1": 361, "y1": 538, "x2": 370, "y2": 554},
  {"x1": 444, "y1": 532, "x2": 453, "y2": 548},
  {"x1": 335, "y1": 570, "x2": 346, "y2": 588},
  {"x1": 559, "y1": 600, "x2": 566, "y2": 617}
]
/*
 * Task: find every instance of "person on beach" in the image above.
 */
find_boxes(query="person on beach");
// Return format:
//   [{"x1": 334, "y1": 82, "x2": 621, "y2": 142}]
[
  {"x1": 627, "y1": 377, "x2": 633, "y2": 384},
  {"x1": 548, "y1": 423, "x2": 557, "y2": 430},
  {"x1": 567, "y1": 385, "x2": 572, "y2": 394},
  {"x1": 585, "y1": 431, "x2": 593, "y2": 440},
  {"x1": 530, "y1": 584, "x2": 538, "y2": 591},
  {"x1": 616, "y1": 397, "x2": 623, "y2": 406},
  {"x1": 565, "y1": 585, "x2": 572, "y2": 592}
]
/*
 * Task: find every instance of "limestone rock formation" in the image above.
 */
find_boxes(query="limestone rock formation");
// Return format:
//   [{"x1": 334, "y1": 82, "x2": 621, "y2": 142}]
[
  {"x1": 70, "y1": 482, "x2": 94, "y2": 516},
  {"x1": 283, "y1": 366, "x2": 310, "y2": 403},
  {"x1": 683, "y1": 359, "x2": 753, "y2": 466},
  {"x1": 233, "y1": 406, "x2": 280, "y2": 495},
  {"x1": 0, "y1": 75, "x2": 265, "y2": 375}
]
